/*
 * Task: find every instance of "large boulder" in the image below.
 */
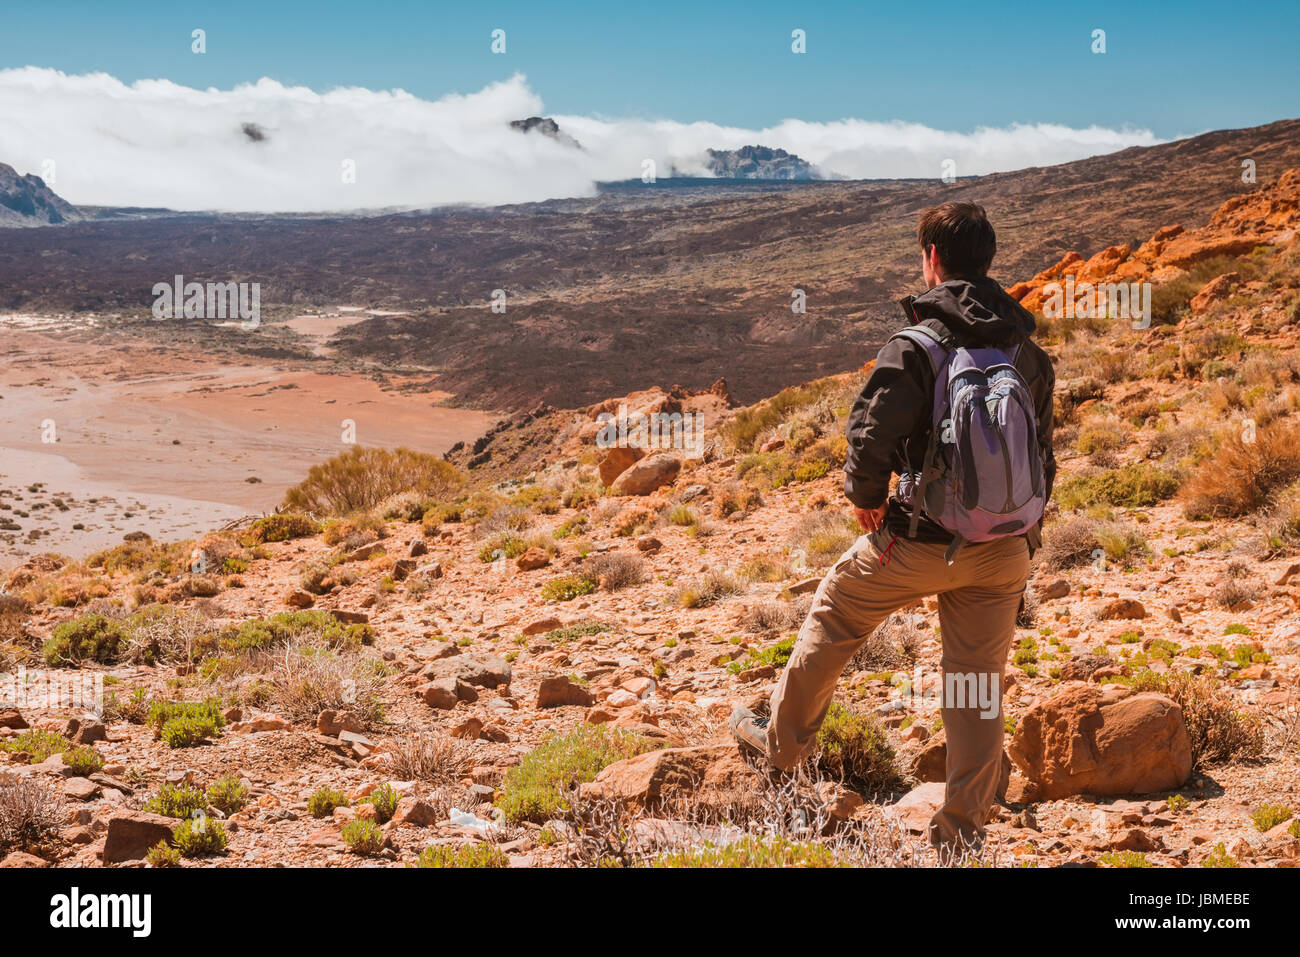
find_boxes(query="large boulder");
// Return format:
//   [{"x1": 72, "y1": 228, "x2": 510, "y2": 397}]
[
  {"x1": 102, "y1": 810, "x2": 176, "y2": 864},
  {"x1": 579, "y1": 744, "x2": 765, "y2": 812},
  {"x1": 1008, "y1": 682, "x2": 1192, "y2": 800},
  {"x1": 609, "y1": 453, "x2": 681, "y2": 496},
  {"x1": 536, "y1": 675, "x2": 595, "y2": 709}
]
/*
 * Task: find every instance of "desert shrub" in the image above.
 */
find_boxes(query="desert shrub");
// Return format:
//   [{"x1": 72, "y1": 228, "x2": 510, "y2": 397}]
[
  {"x1": 477, "y1": 533, "x2": 528, "y2": 563},
  {"x1": 1076, "y1": 423, "x2": 1126, "y2": 455},
  {"x1": 42, "y1": 612, "x2": 127, "y2": 667},
  {"x1": 222, "y1": 610, "x2": 373, "y2": 654},
  {"x1": 667, "y1": 504, "x2": 698, "y2": 526},
  {"x1": 0, "y1": 773, "x2": 61, "y2": 852},
  {"x1": 543, "y1": 620, "x2": 611, "y2": 643},
  {"x1": 416, "y1": 843, "x2": 509, "y2": 868},
  {"x1": 714, "y1": 481, "x2": 763, "y2": 517},
  {"x1": 1128, "y1": 671, "x2": 1265, "y2": 766},
  {"x1": 1037, "y1": 518, "x2": 1100, "y2": 571},
  {"x1": 146, "y1": 840, "x2": 181, "y2": 867},
  {"x1": 1210, "y1": 578, "x2": 1258, "y2": 609},
  {"x1": 362, "y1": 784, "x2": 400, "y2": 824},
  {"x1": 541, "y1": 574, "x2": 597, "y2": 602},
  {"x1": 61, "y1": 746, "x2": 104, "y2": 776},
  {"x1": 171, "y1": 816, "x2": 227, "y2": 857},
  {"x1": 0, "y1": 729, "x2": 68, "y2": 763},
  {"x1": 1098, "y1": 850, "x2": 1151, "y2": 868},
  {"x1": 498, "y1": 724, "x2": 652, "y2": 823},
  {"x1": 267, "y1": 643, "x2": 385, "y2": 724},
  {"x1": 742, "y1": 599, "x2": 808, "y2": 634},
  {"x1": 653, "y1": 835, "x2": 839, "y2": 868},
  {"x1": 145, "y1": 783, "x2": 208, "y2": 819},
  {"x1": 383, "y1": 733, "x2": 471, "y2": 784},
  {"x1": 788, "y1": 511, "x2": 859, "y2": 568},
  {"x1": 147, "y1": 698, "x2": 224, "y2": 748},
  {"x1": 610, "y1": 506, "x2": 655, "y2": 537},
  {"x1": 1251, "y1": 804, "x2": 1292, "y2": 832},
  {"x1": 121, "y1": 605, "x2": 221, "y2": 664},
  {"x1": 307, "y1": 787, "x2": 350, "y2": 818},
  {"x1": 583, "y1": 552, "x2": 647, "y2": 591},
  {"x1": 1094, "y1": 521, "x2": 1150, "y2": 566},
  {"x1": 720, "y1": 376, "x2": 848, "y2": 452},
  {"x1": 206, "y1": 774, "x2": 250, "y2": 815},
  {"x1": 1181, "y1": 424, "x2": 1300, "y2": 519},
  {"x1": 816, "y1": 703, "x2": 902, "y2": 793},
  {"x1": 729, "y1": 635, "x2": 797, "y2": 673},
  {"x1": 241, "y1": 513, "x2": 319, "y2": 544},
  {"x1": 342, "y1": 818, "x2": 385, "y2": 855},
  {"x1": 1201, "y1": 842, "x2": 1240, "y2": 868},
  {"x1": 677, "y1": 569, "x2": 746, "y2": 608},
  {"x1": 1260, "y1": 483, "x2": 1300, "y2": 554},
  {"x1": 283, "y1": 446, "x2": 464, "y2": 517},
  {"x1": 1055, "y1": 464, "x2": 1182, "y2": 510},
  {"x1": 846, "y1": 614, "x2": 921, "y2": 673}
]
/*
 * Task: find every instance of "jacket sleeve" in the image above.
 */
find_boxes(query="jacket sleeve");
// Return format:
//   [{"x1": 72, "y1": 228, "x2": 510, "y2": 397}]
[{"x1": 842, "y1": 337, "x2": 931, "y2": 508}]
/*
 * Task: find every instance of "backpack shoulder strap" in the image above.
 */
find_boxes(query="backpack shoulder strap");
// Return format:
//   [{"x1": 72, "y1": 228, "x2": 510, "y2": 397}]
[{"x1": 888, "y1": 324, "x2": 952, "y2": 377}]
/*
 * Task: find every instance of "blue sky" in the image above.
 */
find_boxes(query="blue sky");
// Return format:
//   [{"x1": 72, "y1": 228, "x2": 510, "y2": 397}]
[{"x1": 2, "y1": 0, "x2": 1297, "y2": 137}]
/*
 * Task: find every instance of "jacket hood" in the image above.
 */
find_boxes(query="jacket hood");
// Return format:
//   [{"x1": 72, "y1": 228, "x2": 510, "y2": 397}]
[{"x1": 905, "y1": 276, "x2": 1036, "y2": 345}]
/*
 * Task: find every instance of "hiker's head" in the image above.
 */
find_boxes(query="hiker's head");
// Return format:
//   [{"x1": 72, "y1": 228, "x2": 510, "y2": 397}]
[{"x1": 918, "y1": 202, "x2": 996, "y2": 287}]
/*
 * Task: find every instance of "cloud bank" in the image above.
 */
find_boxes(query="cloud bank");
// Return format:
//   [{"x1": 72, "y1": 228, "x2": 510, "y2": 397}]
[{"x1": 0, "y1": 67, "x2": 1163, "y2": 212}]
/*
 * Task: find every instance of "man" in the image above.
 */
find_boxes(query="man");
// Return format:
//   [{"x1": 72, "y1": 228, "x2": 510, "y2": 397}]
[{"x1": 731, "y1": 201, "x2": 1056, "y2": 847}]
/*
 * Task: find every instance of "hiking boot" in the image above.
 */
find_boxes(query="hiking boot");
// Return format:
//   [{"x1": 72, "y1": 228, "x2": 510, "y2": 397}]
[{"x1": 729, "y1": 705, "x2": 772, "y2": 762}]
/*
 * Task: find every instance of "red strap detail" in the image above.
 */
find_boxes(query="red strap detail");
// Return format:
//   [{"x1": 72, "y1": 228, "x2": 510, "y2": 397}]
[{"x1": 880, "y1": 534, "x2": 899, "y2": 566}]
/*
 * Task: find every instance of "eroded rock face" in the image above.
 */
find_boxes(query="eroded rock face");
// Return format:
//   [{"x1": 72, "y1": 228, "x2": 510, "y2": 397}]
[
  {"x1": 1008, "y1": 683, "x2": 1192, "y2": 800},
  {"x1": 578, "y1": 744, "x2": 766, "y2": 812}
]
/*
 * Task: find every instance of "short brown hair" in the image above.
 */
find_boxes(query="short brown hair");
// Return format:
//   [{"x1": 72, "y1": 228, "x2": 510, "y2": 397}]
[{"x1": 918, "y1": 202, "x2": 996, "y2": 277}]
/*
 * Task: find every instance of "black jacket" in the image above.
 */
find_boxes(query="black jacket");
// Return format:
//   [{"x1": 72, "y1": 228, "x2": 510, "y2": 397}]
[{"x1": 842, "y1": 276, "x2": 1056, "y2": 544}]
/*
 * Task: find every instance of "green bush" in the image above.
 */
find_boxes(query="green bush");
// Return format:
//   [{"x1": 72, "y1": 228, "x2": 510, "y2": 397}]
[
  {"x1": 0, "y1": 729, "x2": 68, "y2": 762},
  {"x1": 654, "y1": 835, "x2": 840, "y2": 868},
  {"x1": 145, "y1": 840, "x2": 181, "y2": 868},
  {"x1": 307, "y1": 787, "x2": 349, "y2": 818},
  {"x1": 362, "y1": 783, "x2": 399, "y2": 824},
  {"x1": 342, "y1": 818, "x2": 385, "y2": 855},
  {"x1": 61, "y1": 746, "x2": 104, "y2": 776},
  {"x1": 498, "y1": 724, "x2": 652, "y2": 823},
  {"x1": 206, "y1": 774, "x2": 250, "y2": 815},
  {"x1": 144, "y1": 783, "x2": 208, "y2": 819},
  {"x1": 222, "y1": 610, "x2": 374, "y2": 654},
  {"x1": 540, "y1": 574, "x2": 597, "y2": 602},
  {"x1": 728, "y1": 636, "x2": 796, "y2": 674},
  {"x1": 816, "y1": 702, "x2": 902, "y2": 793},
  {"x1": 42, "y1": 613, "x2": 127, "y2": 666},
  {"x1": 1252, "y1": 804, "x2": 1292, "y2": 832},
  {"x1": 1055, "y1": 464, "x2": 1182, "y2": 510},
  {"x1": 171, "y1": 817, "x2": 228, "y2": 857},
  {"x1": 283, "y1": 446, "x2": 465, "y2": 516},
  {"x1": 242, "y1": 513, "x2": 320, "y2": 544},
  {"x1": 415, "y1": 843, "x2": 509, "y2": 868},
  {"x1": 147, "y1": 698, "x2": 224, "y2": 748},
  {"x1": 478, "y1": 533, "x2": 528, "y2": 563}
]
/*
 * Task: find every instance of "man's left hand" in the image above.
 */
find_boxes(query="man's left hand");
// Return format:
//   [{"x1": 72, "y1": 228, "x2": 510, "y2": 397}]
[{"x1": 854, "y1": 502, "x2": 888, "y2": 533}]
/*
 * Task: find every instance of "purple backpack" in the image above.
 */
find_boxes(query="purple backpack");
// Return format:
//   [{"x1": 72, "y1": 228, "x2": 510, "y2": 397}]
[{"x1": 892, "y1": 324, "x2": 1046, "y2": 563}]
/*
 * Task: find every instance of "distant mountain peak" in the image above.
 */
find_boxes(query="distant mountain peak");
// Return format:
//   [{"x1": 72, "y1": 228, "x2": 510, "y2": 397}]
[
  {"x1": 510, "y1": 116, "x2": 583, "y2": 150},
  {"x1": 0, "y1": 162, "x2": 81, "y2": 226},
  {"x1": 703, "y1": 145, "x2": 820, "y2": 180}
]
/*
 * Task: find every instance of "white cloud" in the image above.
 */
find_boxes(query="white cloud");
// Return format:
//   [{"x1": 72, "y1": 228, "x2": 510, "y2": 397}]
[{"x1": 0, "y1": 67, "x2": 1163, "y2": 212}]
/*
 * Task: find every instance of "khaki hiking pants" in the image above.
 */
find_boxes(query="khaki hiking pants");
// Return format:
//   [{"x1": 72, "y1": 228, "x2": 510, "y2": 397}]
[{"x1": 767, "y1": 527, "x2": 1029, "y2": 846}]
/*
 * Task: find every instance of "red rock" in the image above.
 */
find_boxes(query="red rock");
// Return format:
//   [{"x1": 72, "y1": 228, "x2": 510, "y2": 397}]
[
  {"x1": 284, "y1": 590, "x2": 315, "y2": 609},
  {"x1": 1008, "y1": 683, "x2": 1192, "y2": 799},
  {"x1": 0, "y1": 708, "x2": 28, "y2": 730},
  {"x1": 1189, "y1": 272, "x2": 1240, "y2": 312},
  {"x1": 392, "y1": 798, "x2": 441, "y2": 827},
  {"x1": 0, "y1": 851, "x2": 47, "y2": 867},
  {"x1": 609, "y1": 453, "x2": 681, "y2": 496},
  {"x1": 598, "y1": 446, "x2": 646, "y2": 486},
  {"x1": 913, "y1": 734, "x2": 1011, "y2": 799},
  {"x1": 317, "y1": 709, "x2": 364, "y2": 737},
  {"x1": 523, "y1": 617, "x2": 562, "y2": 635},
  {"x1": 1098, "y1": 598, "x2": 1146, "y2": 620},
  {"x1": 103, "y1": 810, "x2": 176, "y2": 863},
  {"x1": 537, "y1": 675, "x2": 595, "y2": 709},
  {"x1": 515, "y1": 547, "x2": 551, "y2": 571},
  {"x1": 579, "y1": 744, "x2": 766, "y2": 812}
]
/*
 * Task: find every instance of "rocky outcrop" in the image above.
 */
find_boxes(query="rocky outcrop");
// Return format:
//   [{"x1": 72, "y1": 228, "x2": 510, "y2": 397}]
[
  {"x1": 0, "y1": 162, "x2": 81, "y2": 227},
  {"x1": 609, "y1": 453, "x2": 681, "y2": 496},
  {"x1": 578, "y1": 744, "x2": 767, "y2": 812}
]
